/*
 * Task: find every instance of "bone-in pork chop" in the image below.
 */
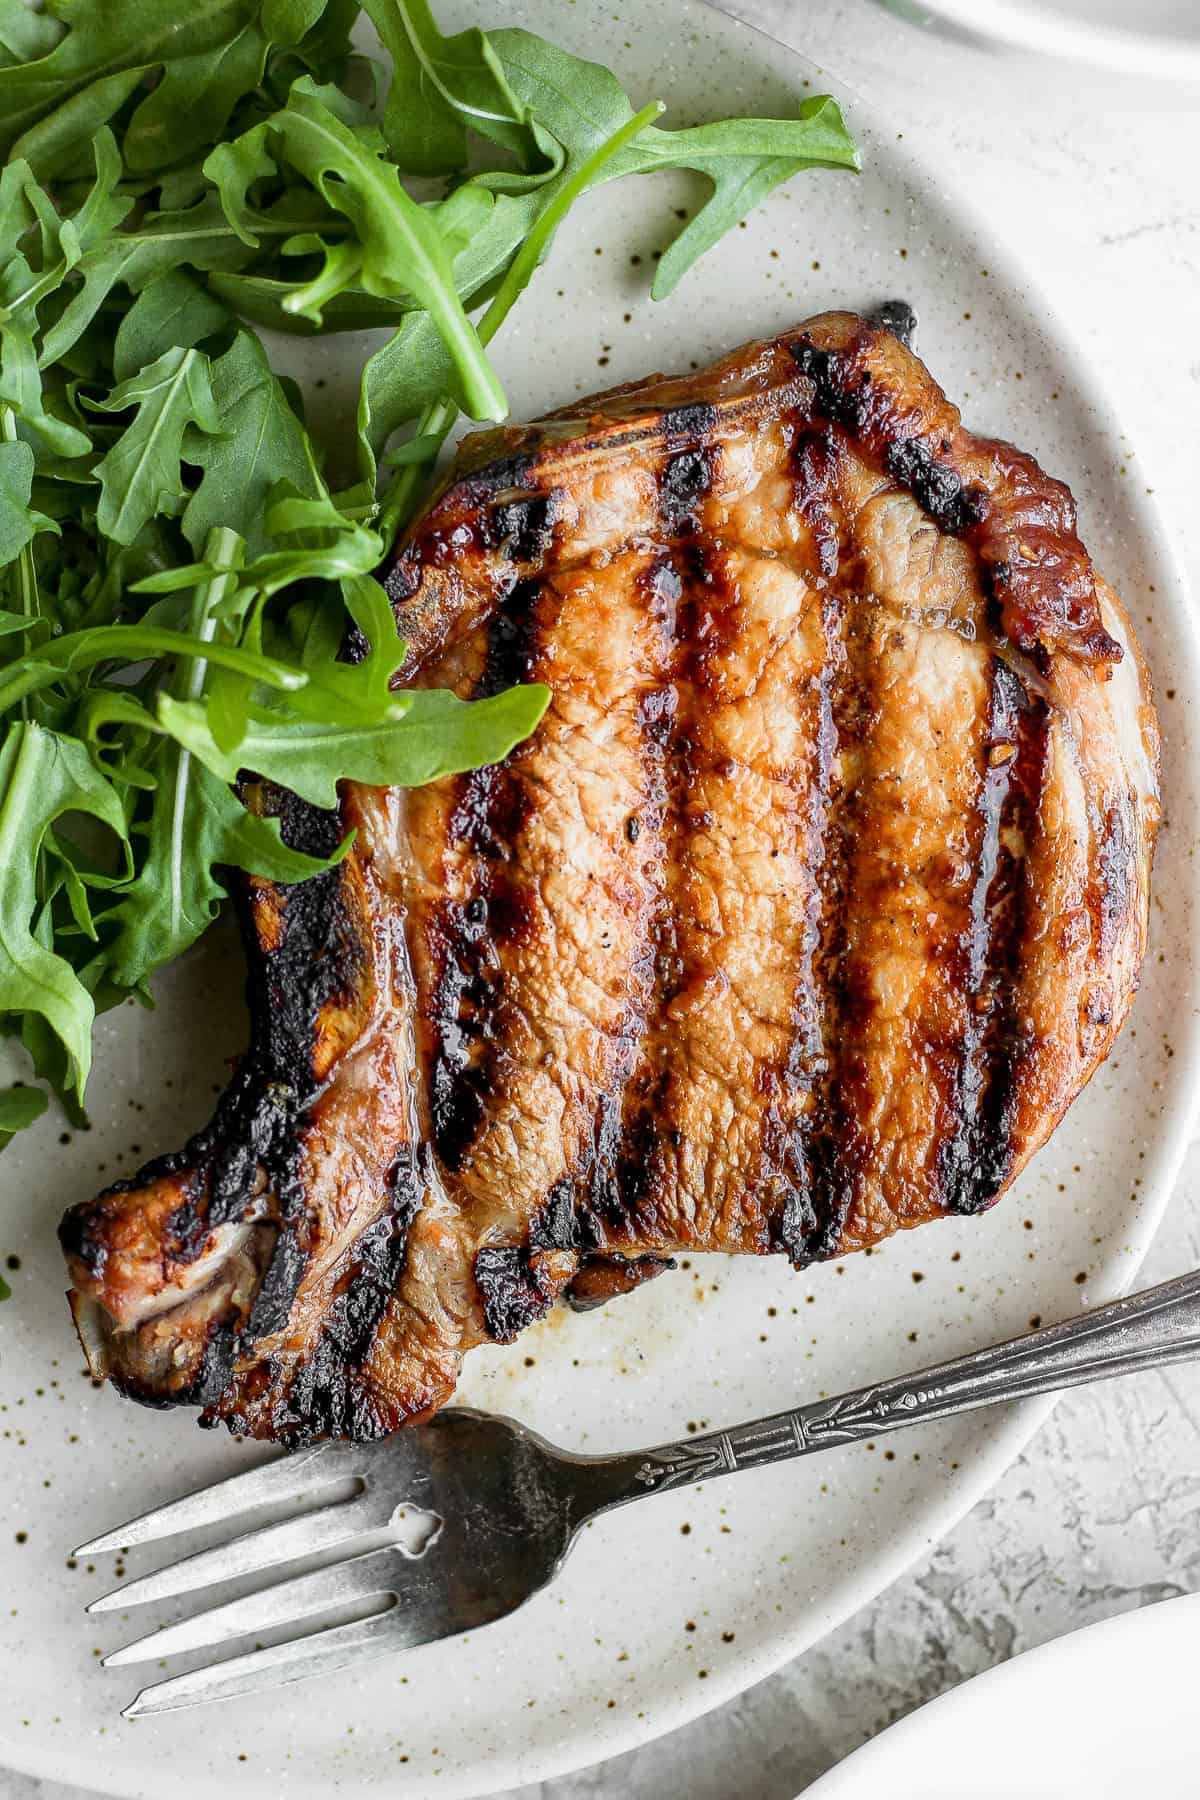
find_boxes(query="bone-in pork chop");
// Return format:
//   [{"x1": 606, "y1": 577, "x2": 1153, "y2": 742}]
[{"x1": 60, "y1": 310, "x2": 1161, "y2": 1443}]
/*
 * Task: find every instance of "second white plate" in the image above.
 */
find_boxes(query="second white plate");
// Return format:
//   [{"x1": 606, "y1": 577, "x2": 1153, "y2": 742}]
[{"x1": 806, "y1": 1591, "x2": 1200, "y2": 1799}]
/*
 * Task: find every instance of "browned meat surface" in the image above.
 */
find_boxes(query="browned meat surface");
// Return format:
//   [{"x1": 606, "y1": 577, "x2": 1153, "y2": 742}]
[{"x1": 60, "y1": 310, "x2": 1161, "y2": 1443}]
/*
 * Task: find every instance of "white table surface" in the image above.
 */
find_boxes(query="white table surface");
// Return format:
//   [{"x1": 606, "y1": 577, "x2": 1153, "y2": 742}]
[{"x1": 9, "y1": 4, "x2": 1198, "y2": 1798}]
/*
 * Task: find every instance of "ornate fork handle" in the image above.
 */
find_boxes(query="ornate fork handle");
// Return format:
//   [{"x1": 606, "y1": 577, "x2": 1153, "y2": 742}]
[{"x1": 593, "y1": 1268, "x2": 1200, "y2": 1506}]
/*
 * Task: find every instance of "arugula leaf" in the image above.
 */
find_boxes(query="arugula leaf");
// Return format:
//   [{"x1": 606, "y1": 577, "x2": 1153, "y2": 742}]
[
  {"x1": 112, "y1": 269, "x2": 230, "y2": 383},
  {"x1": 0, "y1": 621, "x2": 307, "y2": 720},
  {"x1": 623, "y1": 98, "x2": 862, "y2": 299},
  {"x1": 0, "y1": 2, "x2": 62, "y2": 69},
  {"x1": 361, "y1": 0, "x2": 529, "y2": 175},
  {"x1": 181, "y1": 330, "x2": 323, "y2": 556},
  {"x1": 482, "y1": 31, "x2": 859, "y2": 297},
  {"x1": 99, "y1": 745, "x2": 345, "y2": 990},
  {"x1": 158, "y1": 680, "x2": 551, "y2": 808},
  {"x1": 0, "y1": 0, "x2": 353, "y2": 174},
  {"x1": 0, "y1": 1084, "x2": 48, "y2": 1158},
  {"x1": 0, "y1": 325, "x2": 92, "y2": 457},
  {"x1": 89, "y1": 346, "x2": 222, "y2": 544},
  {"x1": 0, "y1": 721, "x2": 127, "y2": 1097},
  {"x1": 215, "y1": 82, "x2": 508, "y2": 418},
  {"x1": 0, "y1": 439, "x2": 55, "y2": 566},
  {"x1": 40, "y1": 193, "x2": 264, "y2": 366}
]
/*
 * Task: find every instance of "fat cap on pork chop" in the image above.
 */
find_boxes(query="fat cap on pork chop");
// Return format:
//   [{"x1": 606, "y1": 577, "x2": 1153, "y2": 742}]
[{"x1": 60, "y1": 310, "x2": 1160, "y2": 1443}]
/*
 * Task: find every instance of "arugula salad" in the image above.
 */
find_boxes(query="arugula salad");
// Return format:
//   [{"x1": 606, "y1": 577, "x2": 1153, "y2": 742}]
[{"x1": 0, "y1": 0, "x2": 859, "y2": 1180}]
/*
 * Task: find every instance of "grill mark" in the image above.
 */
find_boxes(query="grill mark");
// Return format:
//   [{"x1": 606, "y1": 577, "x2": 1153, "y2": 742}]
[
  {"x1": 530, "y1": 1179, "x2": 577, "y2": 1251},
  {"x1": 1090, "y1": 795, "x2": 1134, "y2": 957},
  {"x1": 572, "y1": 440, "x2": 724, "y2": 1242},
  {"x1": 791, "y1": 334, "x2": 986, "y2": 537},
  {"x1": 426, "y1": 579, "x2": 543, "y2": 1174},
  {"x1": 576, "y1": 561, "x2": 677, "y2": 1245},
  {"x1": 763, "y1": 587, "x2": 845, "y2": 1264},
  {"x1": 791, "y1": 428, "x2": 842, "y2": 581},
  {"x1": 605, "y1": 537, "x2": 734, "y2": 1231},
  {"x1": 780, "y1": 601, "x2": 875, "y2": 1266},
  {"x1": 884, "y1": 435, "x2": 986, "y2": 537},
  {"x1": 479, "y1": 488, "x2": 563, "y2": 563},
  {"x1": 659, "y1": 446, "x2": 718, "y2": 536},
  {"x1": 935, "y1": 658, "x2": 1039, "y2": 1214},
  {"x1": 940, "y1": 676, "x2": 1051, "y2": 1213},
  {"x1": 662, "y1": 401, "x2": 720, "y2": 442},
  {"x1": 756, "y1": 428, "x2": 866, "y2": 1267}
]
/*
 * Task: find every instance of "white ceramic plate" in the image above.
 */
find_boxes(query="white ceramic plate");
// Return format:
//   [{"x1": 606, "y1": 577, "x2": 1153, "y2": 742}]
[
  {"x1": 2, "y1": 3, "x2": 1198, "y2": 1797},
  {"x1": 805, "y1": 1590, "x2": 1200, "y2": 1799},
  {"x1": 873, "y1": 0, "x2": 1200, "y2": 81}
]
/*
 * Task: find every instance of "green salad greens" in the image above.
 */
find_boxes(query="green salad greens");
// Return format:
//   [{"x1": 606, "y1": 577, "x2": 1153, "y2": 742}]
[{"x1": 0, "y1": 0, "x2": 860, "y2": 1146}]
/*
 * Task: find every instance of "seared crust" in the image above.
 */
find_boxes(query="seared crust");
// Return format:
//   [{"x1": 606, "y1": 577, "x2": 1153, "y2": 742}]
[{"x1": 60, "y1": 312, "x2": 1161, "y2": 1442}]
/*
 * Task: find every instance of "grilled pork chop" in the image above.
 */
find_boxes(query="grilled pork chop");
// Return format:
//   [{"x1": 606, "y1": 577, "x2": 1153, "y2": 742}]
[{"x1": 61, "y1": 310, "x2": 1161, "y2": 1443}]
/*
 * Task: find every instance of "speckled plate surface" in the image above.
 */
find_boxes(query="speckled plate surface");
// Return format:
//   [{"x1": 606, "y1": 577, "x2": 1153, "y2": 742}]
[{"x1": 2, "y1": 3, "x2": 1198, "y2": 1797}]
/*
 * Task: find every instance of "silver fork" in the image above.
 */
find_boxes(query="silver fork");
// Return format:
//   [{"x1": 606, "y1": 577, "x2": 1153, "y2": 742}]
[{"x1": 81, "y1": 1266, "x2": 1200, "y2": 1718}]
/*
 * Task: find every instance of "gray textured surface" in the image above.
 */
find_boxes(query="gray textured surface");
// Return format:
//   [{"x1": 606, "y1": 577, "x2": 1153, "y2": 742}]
[{"x1": 6, "y1": 2, "x2": 1198, "y2": 1797}]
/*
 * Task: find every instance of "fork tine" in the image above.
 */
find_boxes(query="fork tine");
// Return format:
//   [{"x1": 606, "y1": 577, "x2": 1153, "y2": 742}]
[
  {"x1": 74, "y1": 1441, "x2": 363, "y2": 1556},
  {"x1": 120, "y1": 1604, "x2": 420, "y2": 1717},
  {"x1": 88, "y1": 1489, "x2": 383, "y2": 1614},
  {"x1": 103, "y1": 1543, "x2": 408, "y2": 1668}
]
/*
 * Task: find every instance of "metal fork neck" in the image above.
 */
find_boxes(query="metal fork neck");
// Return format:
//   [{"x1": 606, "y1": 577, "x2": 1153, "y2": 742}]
[{"x1": 578, "y1": 1268, "x2": 1200, "y2": 1516}]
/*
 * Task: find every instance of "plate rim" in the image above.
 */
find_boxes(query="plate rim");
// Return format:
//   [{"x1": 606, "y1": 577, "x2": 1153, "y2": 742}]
[{"x1": 4, "y1": 3, "x2": 1200, "y2": 1795}]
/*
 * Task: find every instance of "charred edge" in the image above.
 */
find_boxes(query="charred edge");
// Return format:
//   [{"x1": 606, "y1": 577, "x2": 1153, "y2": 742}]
[
  {"x1": 869, "y1": 299, "x2": 918, "y2": 347},
  {"x1": 92, "y1": 782, "x2": 355, "y2": 1253},
  {"x1": 941, "y1": 664, "x2": 1050, "y2": 1214},
  {"x1": 566, "y1": 1254, "x2": 677, "y2": 1312},
  {"x1": 250, "y1": 1146, "x2": 431, "y2": 1443},
  {"x1": 381, "y1": 539, "x2": 423, "y2": 607},
  {"x1": 790, "y1": 336, "x2": 986, "y2": 539},
  {"x1": 84, "y1": 786, "x2": 364, "y2": 1406},
  {"x1": 455, "y1": 453, "x2": 537, "y2": 502},
  {"x1": 474, "y1": 1246, "x2": 556, "y2": 1344},
  {"x1": 427, "y1": 581, "x2": 541, "y2": 1173},
  {"x1": 766, "y1": 586, "x2": 844, "y2": 1266},
  {"x1": 57, "y1": 1203, "x2": 107, "y2": 1276},
  {"x1": 376, "y1": 458, "x2": 542, "y2": 608}
]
